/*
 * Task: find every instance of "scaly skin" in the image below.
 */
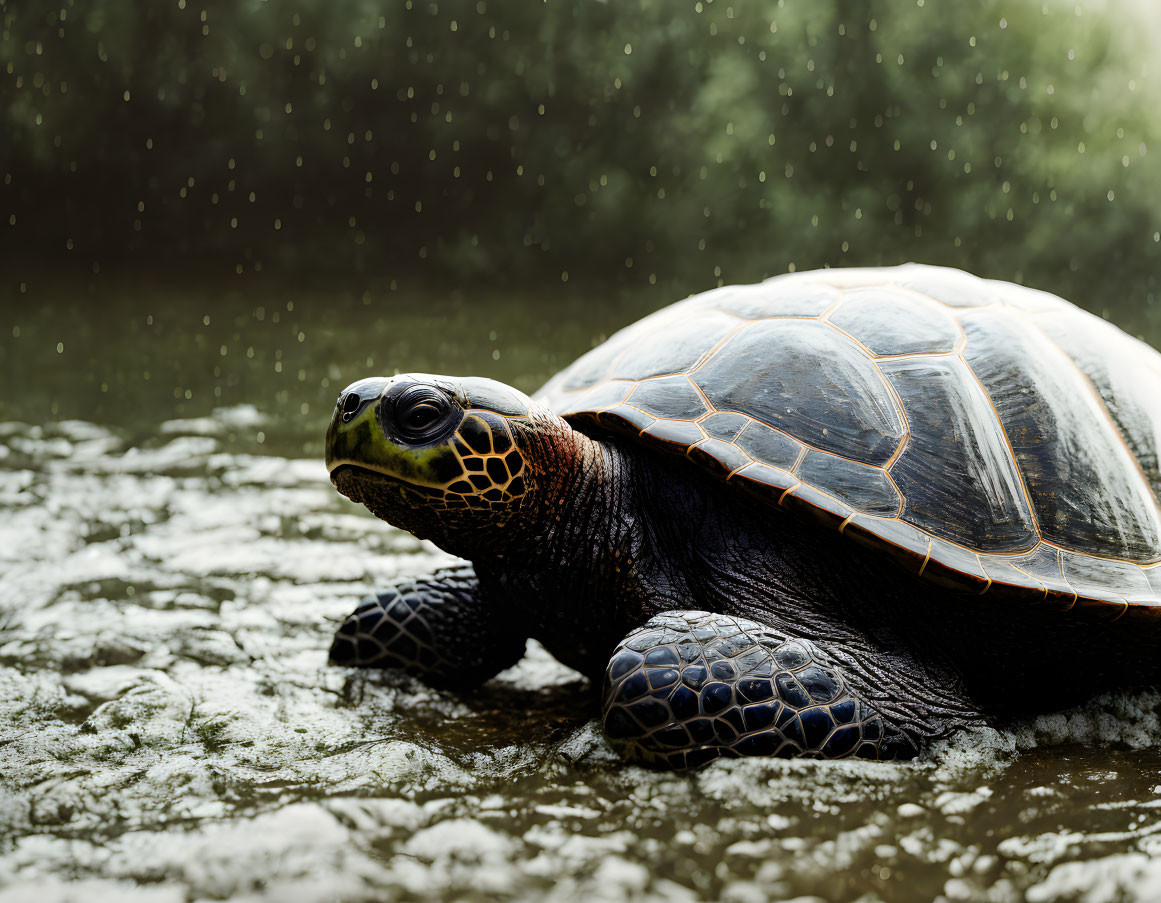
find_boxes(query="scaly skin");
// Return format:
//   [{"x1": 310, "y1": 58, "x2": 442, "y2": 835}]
[
  {"x1": 329, "y1": 564, "x2": 525, "y2": 688},
  {"x1": 602, "y1": 611, "x2": 917, "y2": 767}
]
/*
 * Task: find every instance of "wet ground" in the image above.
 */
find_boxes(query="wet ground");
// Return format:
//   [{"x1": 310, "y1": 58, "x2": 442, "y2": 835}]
[{"x1": 5, "y1": 277, "x2": 1161, "y2": 902}]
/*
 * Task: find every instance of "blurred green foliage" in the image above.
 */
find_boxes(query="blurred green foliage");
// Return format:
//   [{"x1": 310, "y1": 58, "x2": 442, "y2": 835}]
[{"x1": 2, "y1": 0, "x2": 1159, "y2": 316}]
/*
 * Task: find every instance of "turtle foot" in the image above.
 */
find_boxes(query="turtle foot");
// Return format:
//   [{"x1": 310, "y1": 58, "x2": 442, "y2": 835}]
[
  {"x1": 601, "y1": 610, "x2": 916, "y2": 768},
  {"x1": 330, "y1": 564, "x2": 525, "y2": 689}
]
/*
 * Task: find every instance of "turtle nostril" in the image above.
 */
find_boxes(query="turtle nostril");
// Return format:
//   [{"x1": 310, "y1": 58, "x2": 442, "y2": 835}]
[{"x1": 340, "y1": 392, "x2": 362, "y2": 421}]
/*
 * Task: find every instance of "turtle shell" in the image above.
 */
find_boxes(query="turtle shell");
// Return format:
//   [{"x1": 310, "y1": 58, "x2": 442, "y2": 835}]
[{"x1": 537, "y1": 264, "x2": 1161, "y2": 621}]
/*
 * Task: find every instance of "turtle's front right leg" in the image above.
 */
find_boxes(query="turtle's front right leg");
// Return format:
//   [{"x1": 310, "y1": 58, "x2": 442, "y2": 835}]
[
  {"x1": 601, "y1": 611, "x2": 918, "y2": 768},
  {"x1": 330, "y1": 564, "x2": 525, "y2": 689}
]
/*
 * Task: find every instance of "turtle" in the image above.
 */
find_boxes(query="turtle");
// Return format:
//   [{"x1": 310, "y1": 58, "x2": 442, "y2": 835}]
[{"x1": 324, "y1": 263, "x2": 1161, "y2": 767}]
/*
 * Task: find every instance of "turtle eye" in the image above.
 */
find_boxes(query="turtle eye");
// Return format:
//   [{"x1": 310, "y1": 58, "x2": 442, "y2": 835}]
[
  {"x1": 403, "y1": 402, "x2": 442, "y2": 433},
  {"x1": 390, "y1": 384, "x2": 458, "y2": 443}
]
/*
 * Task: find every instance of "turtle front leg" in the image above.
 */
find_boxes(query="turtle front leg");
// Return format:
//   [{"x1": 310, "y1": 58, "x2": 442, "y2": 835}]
[
  {"x1": 330, "y1": 564, "x2": 525, "y2": 689},
  {"x1": 601, "y1": 611, "x2": 917, "y2": 768}
]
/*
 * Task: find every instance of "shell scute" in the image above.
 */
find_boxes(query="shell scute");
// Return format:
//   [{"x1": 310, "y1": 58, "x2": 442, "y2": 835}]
[
  {"x1": 640, "y1": 418, "x2": 706, "y2": 451},
  {"x1": 795, "y1": 450, "x2": 901, "y2": 518},
  {"x1": 688, "y1": 438, "x2": 753, "y2": 478},
  {"x1": 611, "y1": 313, "x2": 737, "y2": 381},
  {"x1": 844, "y1": 517, "x2": 931, "y2": 574},
  {"x1": 697, "y1": 281, "x2": 837, "y2": 320},
  {"x1": 882, "y1": 356, "x2": 1037, "y2": 553},
  {"x1": 701, "y1": 412, "x2": 751, "y2": 442},
  {"x1": 828, "y1": 288, "x2": 961, "y2": 356},
  {"x1": 1061, "y1": 551, "x2": 1152, "y2": 605},
  {"x1": 919, "y1": 538, "x2": 990, "y2": 594},
  {"x1": 628, "y1": 376, "x2": 709, "y2": 420},
  {"x1": 980, "y1": 556, "x2": 1053, "y2": 599},
  {"x1": 598, "y1": 404, "x2": 655, "y2": 433},
  {"x1": 897, "y1": 265, "x2": 992, "y2": 308},
  {"x1": 734, "y1": 421, "x2": 802, "y2": 471},
  {"x1": 779, "y1": 482, "x2": 854, "y2": 531},
  {"x1": 692, "y1": 320, "x2": 905, "y2": 466},
  {"x1": 985, "y1": 545, "x2": 1078, "y2": 609},
  {"x1": 1032, "y1": 306, "x2": 1161, "y2": 504},
  {"x1": 730, "y1": 462, "x2": 798, "y2": 502},
  {"x1": 560, "y1": 379, "x2": 634, "y2": 413}
]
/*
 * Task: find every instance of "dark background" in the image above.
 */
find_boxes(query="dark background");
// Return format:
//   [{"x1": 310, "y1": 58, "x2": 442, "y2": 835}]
[{"x1": 3, "y1": 0, "x2": 1160, "y2": 318}]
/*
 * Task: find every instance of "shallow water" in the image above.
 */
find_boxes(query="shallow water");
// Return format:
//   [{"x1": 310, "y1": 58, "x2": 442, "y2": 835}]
[{"x1": 5, "y1": 279, "x2": 1161, "y2": 902}]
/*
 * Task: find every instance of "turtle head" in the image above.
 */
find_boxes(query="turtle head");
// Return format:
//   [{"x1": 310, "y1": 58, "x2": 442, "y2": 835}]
[{"x1": 326, "y1": 374, "x2": 572, "y2": 554}]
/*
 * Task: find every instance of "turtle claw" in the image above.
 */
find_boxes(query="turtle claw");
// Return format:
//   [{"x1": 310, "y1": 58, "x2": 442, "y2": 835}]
[{"x1": 601, "y1": 610, "x2": 917, "y2": 767}]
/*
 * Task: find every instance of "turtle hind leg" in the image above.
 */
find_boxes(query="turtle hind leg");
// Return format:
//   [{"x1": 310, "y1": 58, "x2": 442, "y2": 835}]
[
  {"x1": 330, "y1": 564, "x2": 525, "y2": 689},
  {"x1": 601, "y1": 610, "x2": 917, "y2": 768}
]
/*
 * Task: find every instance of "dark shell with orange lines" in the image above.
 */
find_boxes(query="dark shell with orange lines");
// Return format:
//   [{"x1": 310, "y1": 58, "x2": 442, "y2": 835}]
[{"x1": 536, "y1": 264, "x2": 1161, "y2": 620}]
